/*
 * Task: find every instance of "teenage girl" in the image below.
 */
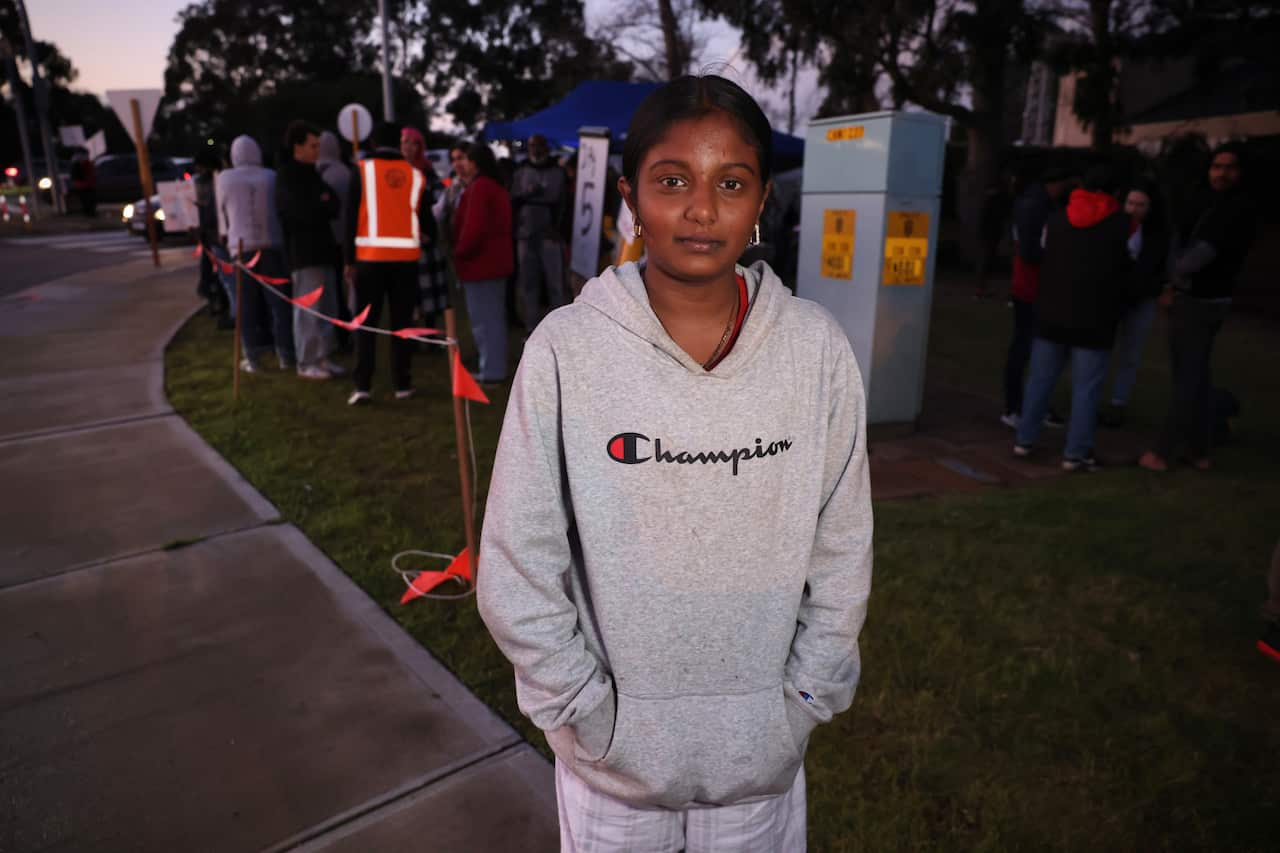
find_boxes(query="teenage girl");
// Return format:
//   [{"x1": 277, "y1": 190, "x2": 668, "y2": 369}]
[{"x1": 477, "y1": 75, "x2": 874, "y2": 852}]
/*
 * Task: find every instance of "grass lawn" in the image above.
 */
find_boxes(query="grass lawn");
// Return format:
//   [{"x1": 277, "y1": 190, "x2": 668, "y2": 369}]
[{"x1": 165, "y1": 278, "x2": 1279, "y2": 851}]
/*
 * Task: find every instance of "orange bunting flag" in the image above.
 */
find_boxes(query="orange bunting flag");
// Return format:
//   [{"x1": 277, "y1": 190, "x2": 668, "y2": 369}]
[
  {"x1": 191, "y1": 244, "x2": 202, "y2": 259},
  {"x1": 451, "y1": 351, "x2": 489, "y2": 404},
  {"x1": 292, "y1": 287, "x2": 324, "y2": 308},
  {"x1": 243, "y1": 250, "x2": 262, "y2": 269},
  {"x1": 253, "y1": 272, "x2": 291, "y2": 286},
  {"x1": 332, "y1": 303, "x2": 371, "y2": 331},
  {"x1": 392, "y1": 327, "x2": 443, "y2": 339},
  {"x1": 400, "y1": 549, "x2": 472, "y2": 604},
  {"x1": 218, "y1": 258, "x2": 236, "y2": 275}
]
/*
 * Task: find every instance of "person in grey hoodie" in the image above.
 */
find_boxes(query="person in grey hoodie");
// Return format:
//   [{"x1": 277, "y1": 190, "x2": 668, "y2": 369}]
[
  {"x1": 216, "y1": 134, "x2": 294, "y2": 372},
  {"x1": 477, "y1": 76, "x2": 873, "y2": 851}
]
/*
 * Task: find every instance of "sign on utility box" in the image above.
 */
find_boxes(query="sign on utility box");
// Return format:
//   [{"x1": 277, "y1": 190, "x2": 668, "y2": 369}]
[{"x1": 796, "y1": 111, "x2": 947, "y2": 426}]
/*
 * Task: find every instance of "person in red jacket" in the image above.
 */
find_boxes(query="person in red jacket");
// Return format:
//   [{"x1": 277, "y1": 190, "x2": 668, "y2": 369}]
[{"x1": 452, "y1": 142, "x2": 514, "y2": 383}]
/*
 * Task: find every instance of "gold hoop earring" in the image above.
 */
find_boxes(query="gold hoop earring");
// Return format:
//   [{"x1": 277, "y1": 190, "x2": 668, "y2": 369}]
[
  {"x1": 633, "y1": 222, "x2": 642, "y2": 238},
  {"x1": 748, "y1": 223, "x2": 761, "y2": 247}
]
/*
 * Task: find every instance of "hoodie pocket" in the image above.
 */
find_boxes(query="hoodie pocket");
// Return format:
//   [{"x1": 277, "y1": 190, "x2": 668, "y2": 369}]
[{"x1": 578, "y1": 684, "x2": 803, "y2": 807}]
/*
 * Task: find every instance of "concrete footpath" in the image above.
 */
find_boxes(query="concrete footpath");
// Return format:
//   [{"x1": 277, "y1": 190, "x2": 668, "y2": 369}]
[{"x1": 0, "y1": 255, "x2": 558, "y2": 852}]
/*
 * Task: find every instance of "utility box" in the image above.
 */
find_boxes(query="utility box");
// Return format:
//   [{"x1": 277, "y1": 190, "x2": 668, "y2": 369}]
[{"x1": 795, "y1": 111, "x2": 947, "y2": 425}]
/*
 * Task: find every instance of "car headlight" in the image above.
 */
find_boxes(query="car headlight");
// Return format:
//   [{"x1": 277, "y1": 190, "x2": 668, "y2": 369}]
[
  {"x1": 123, "y1": 203, "x2": 135, "y2": 219},
  {"x1": 154, "y1": 208, "x2": 165, "y2": 221},
  {"x1": 38, "y1": 177, "x2": 52, "y2": 190}
]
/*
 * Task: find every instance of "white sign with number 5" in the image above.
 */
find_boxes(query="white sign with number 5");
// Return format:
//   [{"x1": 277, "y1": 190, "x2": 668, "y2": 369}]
[{"x1": 570, "y1": 130, "x2": 610, "y2": 280}]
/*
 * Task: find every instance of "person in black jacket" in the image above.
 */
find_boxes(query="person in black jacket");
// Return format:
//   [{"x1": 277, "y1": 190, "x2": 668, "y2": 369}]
[
  {"x1": 1139, "y1": 143, "x2": 1257, "y2": 471},
  {"x1": 1099, "y1": 180, "x2": 1170, "y2": 427},
  {"x1": 277, "y1": 120, "x2": 343, "y2": 381},
  {"x1": 1014, "y1": 166, "x2": 1133, "y2": 471}
]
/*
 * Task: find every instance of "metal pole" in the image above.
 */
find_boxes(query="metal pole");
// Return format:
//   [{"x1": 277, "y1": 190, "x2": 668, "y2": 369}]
[
  {"x1": 233, "y1": 239, "x2": 244, "y2": 402},
  {"x1": 0, "y1": 38, "x2": 39, "y2": 218},
  {"x1": 379, "y1": 0, "x2": 394, "y2": 122},
  {"x1": 14, "y1": 0, "x2": 65, "y2": 215},
  {"x1": 444, "y1": 308, "x2": 479, "y2": 581}
]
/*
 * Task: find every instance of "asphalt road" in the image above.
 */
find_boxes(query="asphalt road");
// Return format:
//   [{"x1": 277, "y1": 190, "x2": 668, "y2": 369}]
[{"x1": 0, "y1": 230, "x2": 181, "y2": 297}]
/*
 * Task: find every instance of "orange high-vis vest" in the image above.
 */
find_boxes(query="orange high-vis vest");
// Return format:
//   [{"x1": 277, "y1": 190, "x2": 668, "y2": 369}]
[{"x1": 355, "y1": 158, "x2": 425, "y2": 262}]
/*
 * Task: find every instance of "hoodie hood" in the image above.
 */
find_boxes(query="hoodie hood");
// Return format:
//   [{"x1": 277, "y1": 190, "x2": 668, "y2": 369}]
[
  {"x1": 317, "y1": 131, "x2": 342, "y2": 163},
  {"x1": 1066, "y1": 188, "x2": 1119, "y2": 228},
  {"x1": 576, "y1": 260, "x2": 787, "y2": 379},
  {"x1": 229, "y1": 135, "x2": 263, "y2": 168}
]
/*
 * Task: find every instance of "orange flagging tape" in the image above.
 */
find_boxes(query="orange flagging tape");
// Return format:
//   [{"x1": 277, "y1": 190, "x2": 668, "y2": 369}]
[{"x1": 400, "y1": 549, "x2": 472, "y2": 603}]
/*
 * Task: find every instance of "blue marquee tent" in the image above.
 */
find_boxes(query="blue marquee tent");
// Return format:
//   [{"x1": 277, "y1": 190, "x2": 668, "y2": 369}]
[{"x1": 483, "y1": 79, "x2": 805, "y2": 167}]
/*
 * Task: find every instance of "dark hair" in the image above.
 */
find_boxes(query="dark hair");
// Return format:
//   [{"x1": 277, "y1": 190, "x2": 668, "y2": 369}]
[
  {"x1": 1082, "y1": 164, "x2": 1120, "y2": 194},
  {"x1": 284, "y1": 120, "x2": 321, "y2": 151},
  {"x1": 1209, "y1": 141, "x2": 1247, "y2": 175},
  {"x1": 465, "y1": 142, "x2": 500, "y2": 181},
  {"x1": 622, "y1": 75, "x2": 773, "y2": 187},
  {"x1": 371, "y1": 122, "x2": 401, "y2": 149}
]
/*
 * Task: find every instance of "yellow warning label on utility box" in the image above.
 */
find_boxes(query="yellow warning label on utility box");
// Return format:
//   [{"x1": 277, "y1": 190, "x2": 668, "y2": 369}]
[
  {"x1": 882, "y1": 211, "x2": 930, "y2": 286},
  {"x1": 821, "y1": 209, "x2": 855, "y2": 280},
  {"x1": 825, "y1": 125, "x2": 866, "y2": 142}
]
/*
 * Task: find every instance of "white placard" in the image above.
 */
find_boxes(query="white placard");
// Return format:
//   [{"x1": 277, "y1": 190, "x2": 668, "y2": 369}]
[
  {"x1": 157, "y1": 180, "x2": 198, "y2": 230},
  {"x1": 59, "y1": 125, "x2": 86, "y2": 147},
  {"x1": 337, "y1": 103, "x2": 373, "y2": 144},
  {"x1": 85, "y1": 130, "x2": 107, "y2": 160},
  {"x1": 570, "y1": 131, "x2": 610, "y2": 280},
  {"x1": 105, "y1": 89, "x2": 163, "y2": 146}
]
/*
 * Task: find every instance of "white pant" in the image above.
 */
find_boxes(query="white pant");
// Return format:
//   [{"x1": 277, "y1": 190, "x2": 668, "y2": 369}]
[{"x1": 555, "y1": 759, "x2": 806, "y2": 853}]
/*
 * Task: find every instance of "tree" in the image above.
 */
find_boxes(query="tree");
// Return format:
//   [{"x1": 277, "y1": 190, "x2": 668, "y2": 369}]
[
  {"x1": 160, "y1": 0, "x2": 377, "y2": 151},
  {"x1": 397, "y1": 0, "x2": 631, "y2": 130},
  {"x1": 592, "y1": 0, "x2": 713, "y2": 82}
]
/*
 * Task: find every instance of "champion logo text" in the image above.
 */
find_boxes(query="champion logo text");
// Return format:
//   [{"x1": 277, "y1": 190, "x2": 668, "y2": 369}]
[{"x1": 606, "y1": 432, "x2": 793, "y2": 476}]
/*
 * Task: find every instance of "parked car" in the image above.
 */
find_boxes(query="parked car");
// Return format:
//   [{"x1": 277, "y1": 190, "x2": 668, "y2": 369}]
[{"x1": 94, "y1": 154, "x2": 185, "y2": 203}]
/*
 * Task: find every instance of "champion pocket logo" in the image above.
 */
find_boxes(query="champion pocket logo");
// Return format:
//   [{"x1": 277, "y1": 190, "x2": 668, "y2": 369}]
[{"x1": 606, "y1": 432, "x2": 794, "y2": 476}]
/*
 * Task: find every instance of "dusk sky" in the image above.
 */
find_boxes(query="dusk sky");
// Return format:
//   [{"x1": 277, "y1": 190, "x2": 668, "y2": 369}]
[{"x1": 27, "y1": 1, "x2": 822, "y2": 128}]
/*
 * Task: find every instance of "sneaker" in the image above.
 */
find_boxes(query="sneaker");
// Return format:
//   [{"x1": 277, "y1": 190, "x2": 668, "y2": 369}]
[
  {"x1": 1258, "y1": 622, "x2": 1280, "y2": 663},
  {"x1": 347, "y1": 390, "x2": 371, "y2": 406},
  {"x1": 394, "y1": 388, "x2": 416, "y2": 400},
  {"x1": 1061, "y1": 455, "x2": 1099, "y2": 472},
  {"x1": 322, "y1": 359, "x2": 348, "y2": 377},
  {"x1": 297, "y1": 365, "x2": 332, "y2": 381},
  {"x1": 239, "y1": 357, "x2": 259, "y2": 374},
  {"x1": 1012, "y1": 444, "x2": 1033, "y2": 458},
  {"x1": 1000, "y1": 412, "x2": 1021, "y2": 429},
  {"x1": 1044, "y1": 410, "x2": 1066, "y2": 429}
]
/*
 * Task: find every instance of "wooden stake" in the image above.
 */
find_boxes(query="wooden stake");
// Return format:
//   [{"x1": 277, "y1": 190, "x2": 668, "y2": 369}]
[
  {"x1": 232, "y1": 239, "x2": 243, "y2": 403},
  {"x1": 445, "y1": 307, "x2": 479, "y2": 580},
  {"x1": 129, "y1": 98, "x2": 160, "y2": 268}
]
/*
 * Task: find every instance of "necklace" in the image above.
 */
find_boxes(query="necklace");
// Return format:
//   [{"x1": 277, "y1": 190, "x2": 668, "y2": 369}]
[{"x1": 702, "y1": 284, "x2": 741, "y2": 369}]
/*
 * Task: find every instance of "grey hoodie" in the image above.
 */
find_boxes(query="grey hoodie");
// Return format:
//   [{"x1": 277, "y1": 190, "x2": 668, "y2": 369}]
[
  {"x1": 477, "y1": 260, "x2": 873, "y2": 809},
  {"x1": 316, "y1": 131, "x2": 352, "y2": 248},
  {"x1": 215, "y1": 135, "x2": 282, "y2": 252}
]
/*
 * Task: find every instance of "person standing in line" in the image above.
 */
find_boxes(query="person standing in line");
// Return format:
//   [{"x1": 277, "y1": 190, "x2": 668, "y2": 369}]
[
  {"x1": 343, "y1": 122, "x2": 433, "y2": 405},
  {"x1": 1099, "y1": 181, "x2": 1170, "y2": 428},
  {"x1": 69, "y1": 151, "x2": 96, "y2": 216},
  {"x1": 510, "y1": 133, "x2": 570, "y2": 333},
  {"x1": 1138, "y1": 143, "x2": 1257, "y2": 472},
  {"x1": 316, "y1": 130, "x2": 355, "y2": 344},
  {"x1": 1014, "y1": 165, "x2": 1133, "y2": 471},
  {"x1": 191, "y1": 148, "x2": 230, "y2": 325},
  {"x1": 216, "y1": 135, "x2": 295, "y2": 373},
  {"x1": 276, "y1": 120, "x2": 344, "y2": 381},
  {"x1": 477, "y1": 75, "x2": 873, "y2": 851},
  {"x1": 1001, "y1": 166, "x2": 1074, "y2": 430},
  {"x1": 451, "y1": 141, "x2": 514, "y2": 384},
  {"x1": 400, "y1": 126, "x2": 451, "y2": 328}
]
